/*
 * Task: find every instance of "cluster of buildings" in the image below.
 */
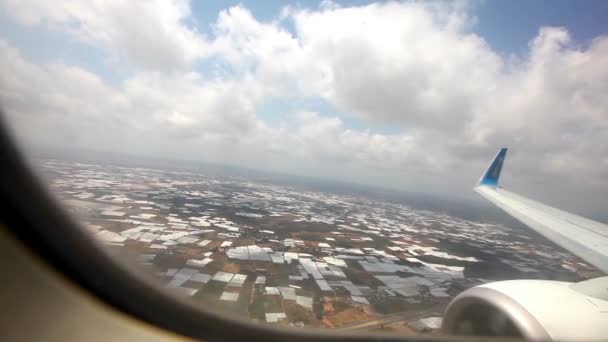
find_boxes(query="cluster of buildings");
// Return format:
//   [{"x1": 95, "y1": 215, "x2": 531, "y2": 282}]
[{"x1": 41, "y1": 159, "x2": 599, "y2": 331}]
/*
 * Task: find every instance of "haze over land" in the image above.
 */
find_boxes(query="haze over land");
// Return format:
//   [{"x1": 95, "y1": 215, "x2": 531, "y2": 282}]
[{"x1": 1, "y1": 0, "x2": 607, "y2": 217}]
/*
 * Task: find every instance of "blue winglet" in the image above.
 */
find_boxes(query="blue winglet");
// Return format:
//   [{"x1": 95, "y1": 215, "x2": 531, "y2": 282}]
[{"x1": 478, "y1": 148, "x2": 508, "y2": 187}]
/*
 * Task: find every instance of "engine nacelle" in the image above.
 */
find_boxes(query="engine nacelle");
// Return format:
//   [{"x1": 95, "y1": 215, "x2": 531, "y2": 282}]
[{"x1": 442, "y1": 278, "x2": 608, "y2": 341}]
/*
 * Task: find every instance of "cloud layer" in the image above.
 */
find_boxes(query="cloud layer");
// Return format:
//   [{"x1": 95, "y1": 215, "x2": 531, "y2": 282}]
[{"x1": 1, "y1": 1, "x2": 607, "y2": 215}]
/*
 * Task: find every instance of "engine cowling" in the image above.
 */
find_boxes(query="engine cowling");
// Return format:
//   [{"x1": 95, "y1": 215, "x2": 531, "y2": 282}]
[{"x1": 442, "y1": 278, "x2": 608, "y2": 341}]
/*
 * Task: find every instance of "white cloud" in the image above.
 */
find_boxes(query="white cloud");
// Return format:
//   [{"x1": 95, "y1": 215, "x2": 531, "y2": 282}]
[
  {"x1": 290, "y1": 2, "x2": 499, "y2": 129},
  {"x1": 0, "y1": 0, "x2": 210, "y2": 70},
  {"x1": 202, "y1": 4, "x2": 608, "y2": 189},
  {"x1": 0, "y1": 40, "x2": 129, "y2": 149},
  {"x1": 1, "y1": 2, "x2": 608, "y2": 215}
]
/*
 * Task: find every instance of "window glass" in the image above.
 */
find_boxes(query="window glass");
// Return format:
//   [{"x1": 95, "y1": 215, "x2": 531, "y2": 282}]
[{"x1": 1, "y1": 0, "x2": 605, "y2": 337}]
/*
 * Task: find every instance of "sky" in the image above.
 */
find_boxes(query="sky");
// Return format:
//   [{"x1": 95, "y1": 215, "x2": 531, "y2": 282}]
[{"x1": 0, "y1": 0, "x2": 607, "y2": 217}]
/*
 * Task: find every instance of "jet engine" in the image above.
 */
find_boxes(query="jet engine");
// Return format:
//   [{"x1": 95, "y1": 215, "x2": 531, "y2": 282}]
[{"x1": 441, "y1": 277, "x2": 608, "y2": 341}]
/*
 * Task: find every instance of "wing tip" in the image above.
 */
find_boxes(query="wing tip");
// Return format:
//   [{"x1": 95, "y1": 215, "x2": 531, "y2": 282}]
[{"x1": 478, "y1": 147, "x2": 508, "y2": 187}]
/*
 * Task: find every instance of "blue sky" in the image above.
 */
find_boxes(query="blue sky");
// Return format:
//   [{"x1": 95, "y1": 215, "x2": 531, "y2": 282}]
[
  {"x1": 189, "y1": 0, "x2": 608, "y2": 54},
  {"x1": 475, "y1": 0, "x2": 608, "y2": 55},
  {"x1": 3, "y1": 0, "x2": 607, "y2": 133},
  {"x1": 196, "y1": 0, "x2": 608, "y2": 134},
  {"x1": 1, "y1": 0, "x2": 607, "y2": 216},
  {"x1": 4, "y1": 1, "x2": 608, "y2": 83},
  {"x1": 2, "y1": 1, "x2": 607, "y2": 97}
]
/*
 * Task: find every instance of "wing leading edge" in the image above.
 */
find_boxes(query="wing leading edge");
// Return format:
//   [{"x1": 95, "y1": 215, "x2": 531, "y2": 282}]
[{"x1": 475, "y1": 148, "x2": 608, "y2": 274}]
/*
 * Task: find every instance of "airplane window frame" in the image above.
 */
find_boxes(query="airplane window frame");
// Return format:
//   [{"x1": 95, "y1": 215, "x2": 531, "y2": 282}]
[{"x1": 0, "y1": 111, "x2": 506, "y2": 342}]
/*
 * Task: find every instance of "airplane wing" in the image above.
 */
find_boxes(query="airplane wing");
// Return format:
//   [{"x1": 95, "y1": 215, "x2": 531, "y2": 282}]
[{"x1": 475, "y1": 148, "x2": 608, "y2": 273}]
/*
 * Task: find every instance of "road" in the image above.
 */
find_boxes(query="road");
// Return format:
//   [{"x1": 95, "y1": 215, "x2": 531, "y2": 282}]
[{"x1": 338, "y1": 304, "x2": 444, "y2": 331}]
